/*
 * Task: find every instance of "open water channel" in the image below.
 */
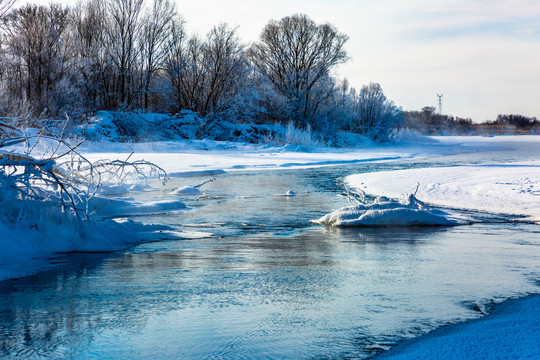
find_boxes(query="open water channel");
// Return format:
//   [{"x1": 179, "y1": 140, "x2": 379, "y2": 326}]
[{"x1": 1, "y1": 148, "x2": 539, "y2": 359}]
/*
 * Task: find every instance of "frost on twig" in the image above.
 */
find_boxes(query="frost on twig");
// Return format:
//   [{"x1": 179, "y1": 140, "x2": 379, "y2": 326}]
[{"x1": 344, "y1": 185, "x2": 365, "y2": 204}]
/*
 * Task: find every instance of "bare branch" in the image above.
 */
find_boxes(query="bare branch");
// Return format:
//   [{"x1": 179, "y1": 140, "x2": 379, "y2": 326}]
[{"x1": 0, "y1": 0, "x2": 15, "y2": 19}]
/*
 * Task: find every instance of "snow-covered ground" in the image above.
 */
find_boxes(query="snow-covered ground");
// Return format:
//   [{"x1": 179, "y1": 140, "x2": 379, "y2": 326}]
[
  {"x1": 346, "y1": 136, "x2": 540, "y2": 222},
  {"x1": 348, "y1": 164, "x2": 540, "y2": 222},
  {"x1": 77, "y1": 134, "x2": 540, "y2": 173},
  {"x1": 78, "y1": 139, "x2": 415, "y2": 173},
  {"x1": 378, "y1": 294, "x2": 540, "y2": 359}
]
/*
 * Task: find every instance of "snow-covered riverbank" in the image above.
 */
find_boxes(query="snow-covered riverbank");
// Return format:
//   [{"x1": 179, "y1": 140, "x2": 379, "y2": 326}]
[
  {"x1": 77, "y1": 135, "x2": 540, "y2": 174},
  {"x1": 377, "y1": 294, "x2": 540, "y2": 359},
  {"x1": 346, "y1": 137, "x2": 540, "y2": 222}
]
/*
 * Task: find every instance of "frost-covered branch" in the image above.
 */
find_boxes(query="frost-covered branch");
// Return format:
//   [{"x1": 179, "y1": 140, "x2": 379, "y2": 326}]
[{"x1": 0, "y1": 132, "x2": 168, "y2": 234}]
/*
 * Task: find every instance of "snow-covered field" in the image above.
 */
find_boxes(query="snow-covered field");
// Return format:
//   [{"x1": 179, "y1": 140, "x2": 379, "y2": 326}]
[
  {"x1": 346, "y1": 136, "x2": 540, "y2": 222},
  {"x1": 78, "y1": 139, "x2": 414, "y2": 173}
]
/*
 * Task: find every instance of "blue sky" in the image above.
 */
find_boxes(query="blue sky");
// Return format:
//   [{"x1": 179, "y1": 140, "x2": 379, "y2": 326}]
[{"x1": 25, "y1": 0, "x2": 540, "y2": 121}]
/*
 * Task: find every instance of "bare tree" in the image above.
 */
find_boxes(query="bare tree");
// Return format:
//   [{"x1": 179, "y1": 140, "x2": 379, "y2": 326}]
[
  {"x1": 167, "y1": 35, "x2": 207, "y2": 113},
  {"x1": 200, "y1": 24, "x2": 247, "y2": 118},
  {"x1": 249, "y1": 14, "x2": 349, "y2": 128},
  {"x1": 163, "y1": 17, "x2": 187, "y2": 111},
  {"x1": 0, "y1": 0, "x2": 14, "y2": 19},
  {"x1": 2, "y1": 4, "x2": 72, "y2": 116},
  {"x1": 140, "y1": 0, "x2": 176, "y2": 109},
  {"x1": 71, "y1": 0, "x2": 109, "y2": 112},
  {"x1": 165, "y1": 23, "x2": 248, "y2": 120},
  {"x1": 103, "y1": 0, "x2": 145, "y2": 108}
]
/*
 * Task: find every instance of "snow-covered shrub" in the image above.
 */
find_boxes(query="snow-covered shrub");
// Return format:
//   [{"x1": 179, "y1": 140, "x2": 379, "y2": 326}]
[
  {"x1": 82, "y1": 111, "x2": 171, "y2": 142},
  {"x1": 82, "y1": 111, "x2": 121, "y2": 141},
  {"x1": 157, "y1": 110, "x2": 206, "y2": 139},
  {"x1": 0, "y1": 132, "x2": 172, "y2": 280},
  {"x1": 2, "y1": 138, "x2": 94, "y2": 209},
  {"x1": 285, "y1": 122, "x2": 315, "y2": 147}
]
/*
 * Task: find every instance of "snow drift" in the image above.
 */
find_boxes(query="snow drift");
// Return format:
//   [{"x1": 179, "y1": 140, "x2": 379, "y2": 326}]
[{"x1": 312, "y1": 194, "x2": 468, "y2": 227}]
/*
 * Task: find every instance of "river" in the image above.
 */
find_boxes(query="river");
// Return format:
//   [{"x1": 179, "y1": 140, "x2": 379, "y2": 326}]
[{"x1": 1, "y1": 149, "x2": 539, "y2": 359}]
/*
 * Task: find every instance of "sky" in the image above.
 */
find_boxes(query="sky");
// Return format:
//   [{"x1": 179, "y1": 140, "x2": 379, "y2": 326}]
[{"x1": 21, "y1": 0, "x2": 540, "y2": 121}]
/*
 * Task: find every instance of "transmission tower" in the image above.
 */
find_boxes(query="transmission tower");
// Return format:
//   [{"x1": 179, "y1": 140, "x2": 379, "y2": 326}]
[{"x1": 437, "y1": 94, "x2": 443, "y2": 114}]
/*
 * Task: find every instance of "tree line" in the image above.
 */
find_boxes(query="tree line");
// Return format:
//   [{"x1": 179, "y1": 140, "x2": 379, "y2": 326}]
[
  {"x1": 0, "y1": 0, "x2": 402, "y2": 141},
  {"x1": 404, "y1": 107, "x2": 540, "y2": 135}
]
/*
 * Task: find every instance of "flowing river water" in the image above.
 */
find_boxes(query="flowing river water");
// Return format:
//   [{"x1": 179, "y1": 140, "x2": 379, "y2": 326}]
[{"x1": 1, "y1": 147, "x2": 540, "y2": 359}]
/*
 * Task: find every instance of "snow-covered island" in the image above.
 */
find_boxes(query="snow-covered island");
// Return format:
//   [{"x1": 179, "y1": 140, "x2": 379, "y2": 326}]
[{"x1": 312, "y1": 194, "x2": 470, "y2": 227}]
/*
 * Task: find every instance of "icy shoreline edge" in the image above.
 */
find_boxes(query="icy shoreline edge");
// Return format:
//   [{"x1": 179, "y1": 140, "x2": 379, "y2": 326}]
[{"x1": 375, "y1": 293, "x2": 540, "y2": 359}]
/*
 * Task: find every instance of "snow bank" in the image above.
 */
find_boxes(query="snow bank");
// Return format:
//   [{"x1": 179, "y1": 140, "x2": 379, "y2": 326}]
[
  {"x1": 312, "y1": 194, "x2": 467, "y2": 227},
  {"x1": 0, "y1": 190, "x2": 190, "y2": 281},
  {"x1": 0, "y1": 215, "x2": 210, "y2": 281},
  {"x1": 80, "y1": 143, "x2": 408, "y2": 175},
  {"x1": 0, "y1": 210, "x2": 136, "y2": 281},
  {"x1": 379, "y1": 295, "x2": 540, "y2": 359},
  {"x1": 80, "y1": 110, "x2": 284, "y2": 144},
  {"x1": 346, "y1": 163, "x2": 540, "y2": 222}
]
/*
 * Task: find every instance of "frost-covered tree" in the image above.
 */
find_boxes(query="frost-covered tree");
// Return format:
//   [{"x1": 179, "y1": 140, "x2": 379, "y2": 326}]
[
  {"x1": 249, "y1": 14, "x2": 349, "y2": 129},
  {"x1": 103, "y1": 0, "x2": 145, "y2": 108},
  {"x1": 200, "y1": 24, "x2": 248, "y2": 120},
  {"x1": 163, "y1": 17, "x2": 187, "y2": 110},
  {"x1": 164, "y1": 33, "x2": 205, "y2": 113},
  {"x1": 71, "y1": 0, "x2": 109, "y2": 113},
  {"x1": 315, "y1": 77, "x2": 358, "y2": 133},
  {"x1": 2, "y1": 3, "x2": 73, "y2": 116},
  {"x1": 355, "y1": 82, "x2": 403, "y2": 141},
  {"x1": 140, "y1": 0, "x2": 176, "y2": 109},
  {"x1": 164, "y1": 23, "x2": 249, "y2": 121}
]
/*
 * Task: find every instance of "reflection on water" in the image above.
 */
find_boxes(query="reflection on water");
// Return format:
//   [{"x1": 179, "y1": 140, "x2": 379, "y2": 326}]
[
  {"x1": 1, "y1": 159, "x2": 540, "y2": 359},
  {"x1": 1, "y1": 223, "x2": 539, "y2": 359}
]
